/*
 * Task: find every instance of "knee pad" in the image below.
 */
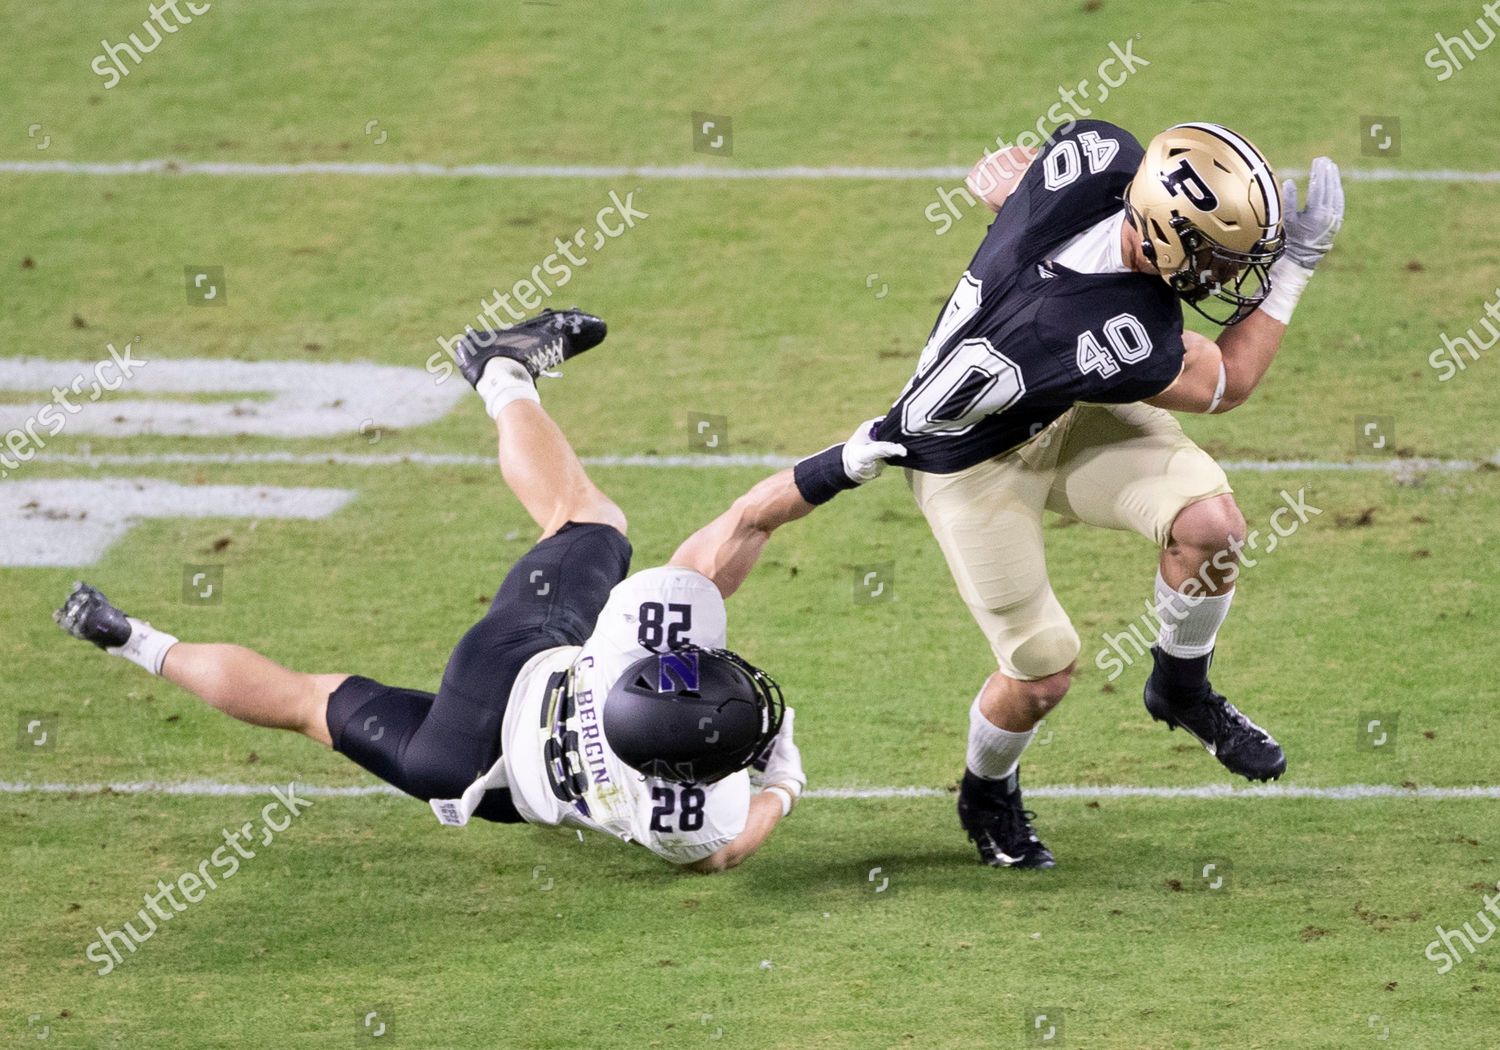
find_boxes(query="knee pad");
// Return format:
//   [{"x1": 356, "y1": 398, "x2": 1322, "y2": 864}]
[{"x1": 1003, "y1": 621, "x2": 1082, "y2": 682}]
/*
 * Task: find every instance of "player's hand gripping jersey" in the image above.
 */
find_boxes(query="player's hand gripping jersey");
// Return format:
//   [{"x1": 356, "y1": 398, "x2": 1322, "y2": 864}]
[
  {"x1": 432, "y1": 567, "x2": 754, "y2": 865},
  {"x1": 875, "y1": 120, "x2": 1187, "y2": 474}
]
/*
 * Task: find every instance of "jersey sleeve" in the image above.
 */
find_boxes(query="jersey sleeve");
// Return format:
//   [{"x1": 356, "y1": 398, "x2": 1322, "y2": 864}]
[
  {"x1": 988, "y1": 120, "x2": 1145, "y2": 270},
  {"x1": 1033, "y1": 279, "x2": 1188, "y2": 403},
  {"x1": 642, "y1": 772, "x2": 751, "y2": 865},
  {"x1": 585, "y1": 565, "x2": 729, "y2": 663}
]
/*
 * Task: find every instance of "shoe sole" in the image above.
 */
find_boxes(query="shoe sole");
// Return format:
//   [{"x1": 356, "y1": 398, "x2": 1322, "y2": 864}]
[
  {"x1": 971, "y1": 843, "x2": 1057, "y2": 870},
  {"x1": 981, "y1": 856, "x2": 1057, "y2": 870},
  {"x1": 56, "y1": 590, "x2": 130, "y2": 649}
]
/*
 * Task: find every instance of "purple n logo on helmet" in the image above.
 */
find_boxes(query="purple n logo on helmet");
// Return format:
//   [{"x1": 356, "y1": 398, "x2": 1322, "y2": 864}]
[{"x1": 657, "y1": 651, "x2": 701, "y2": 693}]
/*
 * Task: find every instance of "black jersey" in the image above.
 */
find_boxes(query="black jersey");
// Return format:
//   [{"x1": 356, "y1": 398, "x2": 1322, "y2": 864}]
[{"x1": 875, "y1": 120, "x2": 1186, "y2": 474}]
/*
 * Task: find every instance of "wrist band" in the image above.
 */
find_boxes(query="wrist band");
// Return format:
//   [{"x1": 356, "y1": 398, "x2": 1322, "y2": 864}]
[
  {"x1": 765, "y1": 785, "x2": 795, "y2": 817},
  {"x1": 793, "y1": 444, "x2": 858, "y2": 506},
  {"x1": 1258, "y1": 258, "x2": 1314, "y2": 325}
]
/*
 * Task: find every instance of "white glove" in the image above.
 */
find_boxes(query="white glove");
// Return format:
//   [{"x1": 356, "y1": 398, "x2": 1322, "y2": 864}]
[
  {"x1": 1281, "y1": 157, "x2": 1345, "y2": 270},
  {"x1": 841, "y1": 418, "x2": 908, "y2": 484},
  {"x1": 750, "y1": 706, "x2": 806, "y2": 796}
]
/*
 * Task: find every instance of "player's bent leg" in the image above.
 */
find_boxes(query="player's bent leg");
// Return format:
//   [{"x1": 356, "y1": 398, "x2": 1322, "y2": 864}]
[
  {"x1": 1045, "y1": 406, "x2": 1287, "y2": 781},
  {"x1": 495, "y1": 398, "x2": 627, "y2": 539},
  {"x1": 1145, "y1": 494, "x2": 1286, "y2": 781},
  {"x1": 909, "y1": 456, "x2": 1074, "y2": 870},
  {"x1": 348, "y1": 519, "x2": 633, "y2": 822},
  {"x1": 1162, "y1": 493, "x2": 1245, "y2": 595},
  {"x1": 55, "y1": 582, "x2": 341, "y2": 747},
  {"x1": 160, "y1": 645, "x2": 344, "y2": 747},
  {"x1": 454, "y1": 307, "x2": 625, "y2": 540}
]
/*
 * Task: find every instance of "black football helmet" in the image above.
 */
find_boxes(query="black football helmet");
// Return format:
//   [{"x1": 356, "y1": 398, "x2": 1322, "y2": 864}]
[{"x1": 603, "y1": 646, "x2": 784, "y2": 784}]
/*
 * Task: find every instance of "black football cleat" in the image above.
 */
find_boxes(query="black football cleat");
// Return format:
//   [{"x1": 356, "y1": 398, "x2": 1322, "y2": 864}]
[
  {"x1": 957, "y1": 768, "x2": 1055, "y2": 869},
  {"x1": 1144, "y1": 649, "x2": 1287, "y2": 782},
  {"x1": 55, "y1": 582, "x2": 133, "y2": 650},
  {"x1": 454, "y1": 307, "x2": 607, "y2": 386}
]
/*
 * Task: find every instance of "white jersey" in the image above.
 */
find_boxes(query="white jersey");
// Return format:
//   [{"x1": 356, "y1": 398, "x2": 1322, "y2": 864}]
[{"x1": 433, "y1": 566, "x2": 750, "y2": 865}]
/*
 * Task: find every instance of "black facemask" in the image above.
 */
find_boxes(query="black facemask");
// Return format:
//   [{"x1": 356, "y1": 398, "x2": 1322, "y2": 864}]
[{"x1": 1164, "y1": 217, "x2": 1285, "y2": 327}]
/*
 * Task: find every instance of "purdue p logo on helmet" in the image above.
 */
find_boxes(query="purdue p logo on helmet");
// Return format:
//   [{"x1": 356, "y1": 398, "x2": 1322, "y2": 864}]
[
  {"x1": 1126, "y1": 122, "x2": 1285, "y2": 325},
  {"x1": 603, "y1": 646, "x2": 785, "y2": 784}
]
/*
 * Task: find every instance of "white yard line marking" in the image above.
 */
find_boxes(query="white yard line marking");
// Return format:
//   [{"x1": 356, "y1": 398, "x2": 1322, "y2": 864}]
[
  {"x1": 2, "y1": 780, "x2": 1496, "y2": 801},
  {"x1": 19, "y1": 451, "x2": 1498, "y2": 472},
  {"x1": 25, "y1": 451, "x2": 798, "y2": 469},
  {"x1": 814, "y1": 784, "x2": 1500, "y2": 800},
  {"x1": 3, "y1": 159, "x2": 1500, "y2": 184}
]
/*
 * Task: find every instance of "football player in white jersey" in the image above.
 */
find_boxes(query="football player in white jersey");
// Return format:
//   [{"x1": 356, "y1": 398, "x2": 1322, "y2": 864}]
[{"x1": 56, "y1": 309, "x2": 806, "y2": 872}]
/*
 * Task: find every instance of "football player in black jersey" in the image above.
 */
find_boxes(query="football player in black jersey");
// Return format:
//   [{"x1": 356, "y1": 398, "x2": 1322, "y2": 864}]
[{"x1": 701, "y1": 120, "x2": 1344, "y2": 869}]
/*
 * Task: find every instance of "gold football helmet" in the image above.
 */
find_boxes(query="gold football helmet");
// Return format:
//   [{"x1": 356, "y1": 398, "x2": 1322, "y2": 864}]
[{"x1": 1125, "y1": 123, "x2": 1284, "y2": 325}]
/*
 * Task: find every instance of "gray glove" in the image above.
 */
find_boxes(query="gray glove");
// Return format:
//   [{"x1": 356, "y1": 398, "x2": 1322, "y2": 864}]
[{"x1": 1280, "y1": 157, "x2": 1345, "y2": 269}]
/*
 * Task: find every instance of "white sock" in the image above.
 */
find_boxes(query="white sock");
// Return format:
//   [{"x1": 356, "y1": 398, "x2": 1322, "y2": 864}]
[
  {"x1": 1154, "y1": 571, "x2": 1234, "y2": 658},
  {"x1": 476, "y1": 358, "x2": 539, "y2": 420},
  {"x1": 966, "y1": 693, "x2": 1035, "y2": 781},
  {"x1": 107, "y1": 618, "x2": 179, "y2": 676}
]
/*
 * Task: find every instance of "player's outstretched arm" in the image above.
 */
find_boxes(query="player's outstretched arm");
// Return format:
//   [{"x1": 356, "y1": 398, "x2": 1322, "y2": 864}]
[
  {"x1": 1147, "y1": 158, "x2": 1345, "y2": 415},
  {"x1": 669, "y1": 467, "x2": 812, "y2": 598},
  {"x1": 688, "y1": 708, "x2": 807, "y2": 874},
  {"x1": 670, "y1": 420, "x2": 906, "y2": 597},
  {"x1": 687, "y1": 790, "x2": 788, "y2": 873}
]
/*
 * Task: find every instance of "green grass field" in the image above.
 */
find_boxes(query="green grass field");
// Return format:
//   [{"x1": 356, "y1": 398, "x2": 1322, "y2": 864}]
[{"x1": 4, "y1": 1, "x2": 1499, "y2": 1046}]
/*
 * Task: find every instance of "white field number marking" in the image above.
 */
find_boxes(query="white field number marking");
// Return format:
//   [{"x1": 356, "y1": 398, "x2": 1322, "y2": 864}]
[
  {"x1": 0, "y1": 479, "x2": 353, "y2": 567},
  {"x1": 0, "y1": 358, "x2": 464, "y2": 438}
]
